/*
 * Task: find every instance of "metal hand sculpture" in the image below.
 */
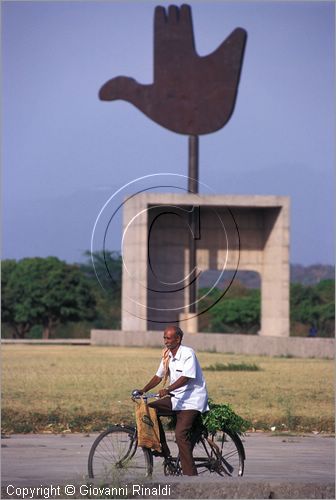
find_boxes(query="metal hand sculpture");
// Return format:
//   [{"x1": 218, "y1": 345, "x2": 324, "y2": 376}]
[{"x1": 99, "y1": 4, "x2": 247, "y2": 135}]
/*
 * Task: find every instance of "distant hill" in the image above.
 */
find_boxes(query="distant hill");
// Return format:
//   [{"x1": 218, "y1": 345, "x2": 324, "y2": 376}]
[
  {"x1": 199, "y1": 264, "x2": 334, "y2": 289},
  {"x1": 290, "y1": 264, "x2": 334, "y2": 285}
]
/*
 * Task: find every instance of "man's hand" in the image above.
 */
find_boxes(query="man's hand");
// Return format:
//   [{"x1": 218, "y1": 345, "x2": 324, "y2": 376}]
[
  {"x1": 158, "y1": 388, "x2": 170, "y2": 398},
  {"x1": 158, "y1": 376, "x2": 191, "y2": 398},
  {"x1": 132, "y1": 389, "x2": 144, "y2": 397}
]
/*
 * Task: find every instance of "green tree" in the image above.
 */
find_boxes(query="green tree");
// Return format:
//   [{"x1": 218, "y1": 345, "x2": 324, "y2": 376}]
[
  {"x1": 80, "y1": 251, "x2": 122, "y2": 329},
  {"x1": 199, "y1": 286, "x2": 260, "y2": 333},
  {"x1": 80, "y1": 250, "x2": 122, "y2": 294},
  {"x1": 2, "y1": 257, "x2": 97, "y2": 338},
  {"x1": 211, "y1": 291, "x2": 260, "y2": 333},
  {"x1": 1, "y1": 260, "x2": 21, "y2": 334},
  {"x1": 315, "y1": 279, "x2": 334, "y2": 303},
  {"x1": 290, "y1": 280, "x2": 335, "y2": 336}
]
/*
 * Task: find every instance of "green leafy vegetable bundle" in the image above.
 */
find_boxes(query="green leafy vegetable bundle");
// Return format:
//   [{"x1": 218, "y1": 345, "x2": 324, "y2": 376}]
[{"x1": 202, "y1": 400, "x2": 250, "y2": 434}]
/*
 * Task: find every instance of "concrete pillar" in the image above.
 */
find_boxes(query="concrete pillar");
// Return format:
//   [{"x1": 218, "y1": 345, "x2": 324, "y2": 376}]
[
  {"x1": 121, "y1": 196, "x2": 148, "y2": 331},
  {"x1": 179, "y1": 313, "x2": 198, "y2": 333},
  {"x1": 260, "y1": 203, "x2": 290, "y2": 336}
]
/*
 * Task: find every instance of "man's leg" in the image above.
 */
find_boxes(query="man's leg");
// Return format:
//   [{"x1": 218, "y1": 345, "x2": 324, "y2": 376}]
[
  {"x1": 148, "y1": 397, "x2": 173, "y2": 456},
  {"x1": 175, "y1": 410, "x2": 200, "y2": 476}
]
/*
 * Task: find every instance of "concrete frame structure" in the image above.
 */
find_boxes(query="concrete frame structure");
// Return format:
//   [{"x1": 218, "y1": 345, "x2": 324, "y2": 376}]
[{"x1": 121, "y1": 193, "x2": 290, "y2": 337}]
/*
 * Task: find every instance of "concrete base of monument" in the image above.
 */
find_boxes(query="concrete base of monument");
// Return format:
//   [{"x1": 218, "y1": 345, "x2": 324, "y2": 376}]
[{"x1": 90, "y1": 330, "x2": 334, "y2": 359}]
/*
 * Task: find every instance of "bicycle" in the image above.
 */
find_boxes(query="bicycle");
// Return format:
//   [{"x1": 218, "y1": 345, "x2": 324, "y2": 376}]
[{"x1": 88, "y1": 393, "x2": 245, "y2": 480}]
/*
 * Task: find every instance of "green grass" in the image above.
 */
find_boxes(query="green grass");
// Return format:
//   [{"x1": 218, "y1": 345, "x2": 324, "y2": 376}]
[
  {"x1": 203, "y1": 362, "x2": 261, "y2": 371},
  {"x1": 1, "y1": 345, "x2": 334, "y2": 433}
]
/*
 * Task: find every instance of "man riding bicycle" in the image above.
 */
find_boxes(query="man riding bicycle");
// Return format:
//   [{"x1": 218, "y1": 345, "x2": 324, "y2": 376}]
[{"x1": 135, "y1": 325, "x2": 209, "y2": 476}]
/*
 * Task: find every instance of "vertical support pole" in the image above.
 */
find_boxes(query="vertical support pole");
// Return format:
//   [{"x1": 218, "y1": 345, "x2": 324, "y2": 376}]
[
  {"x1": 188, "y1": 135, "x2": 199, "y2": 313},
  {"x1": 188, "y1": 135, "x2": 199, "y2": 194}
]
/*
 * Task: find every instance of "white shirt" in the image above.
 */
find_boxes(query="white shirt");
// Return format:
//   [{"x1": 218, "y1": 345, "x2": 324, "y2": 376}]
[{"x1": 156, "y1": 345, "x2": 209, "y2": 412}]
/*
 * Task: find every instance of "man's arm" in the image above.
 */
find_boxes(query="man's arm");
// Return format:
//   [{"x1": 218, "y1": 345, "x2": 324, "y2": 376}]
[
  {"x1": 137, "y1": 375, "x2": 162, "y2": 394},
  {"x1": 158, "y1": 376, "x2": 190, "y2": 398}
]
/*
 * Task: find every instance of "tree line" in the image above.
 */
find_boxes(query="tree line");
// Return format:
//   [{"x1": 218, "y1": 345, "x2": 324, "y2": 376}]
[
  {"x1": 198, "y1": 280, "x2": 334, "y2": 337},
  {"x1": 1, "y1": 252, "x2": 121, "y2": 339},
  {"x1": 1, "y1": 253, "x2": 334, "y2": 338}
]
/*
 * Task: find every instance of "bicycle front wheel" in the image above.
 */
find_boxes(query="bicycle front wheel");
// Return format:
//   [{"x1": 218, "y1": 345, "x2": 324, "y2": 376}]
[
  {"x1": 193, "y1": 428, "x2": 245, "y2": 477},
  {"x1": 88, "y1": 425, "x2": 153, "y2": 480}
]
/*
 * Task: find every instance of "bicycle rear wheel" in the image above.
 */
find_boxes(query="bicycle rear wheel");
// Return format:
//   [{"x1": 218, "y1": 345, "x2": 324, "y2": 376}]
[
  {"x1": 193, "y1": 428, "x2": 245, "y2": 477},
  {"x1": 88, "y1": 425, "x2": 153, "y2": 480}
]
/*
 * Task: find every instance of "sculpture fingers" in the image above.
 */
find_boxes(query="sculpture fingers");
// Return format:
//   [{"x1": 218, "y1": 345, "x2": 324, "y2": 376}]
[
  {"x1": 154, "y1": 5, "x2": 167, "y2": 40},
  {"x1": 154, "y1": 4, "x2": 196, "y2": 82},
  {"x1": 178, "y1": 4, "x2": 195, "y2": 53},
  {"x1": 167, "y1": 5, "x2": 179, "y2": 24},
  {"x1": 154, "y1": 4, "x2": 195, "y2": 51}
]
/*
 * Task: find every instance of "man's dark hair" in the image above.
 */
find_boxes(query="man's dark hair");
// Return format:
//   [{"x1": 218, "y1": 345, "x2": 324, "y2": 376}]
[{"x1": 173, "y1": 326, "x2": 184, "y2": 340}]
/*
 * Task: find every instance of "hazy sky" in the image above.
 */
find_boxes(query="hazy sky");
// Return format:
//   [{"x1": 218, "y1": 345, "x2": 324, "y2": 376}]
[{"x1": 2, "y1": 1, "x2": 335, "y2": 265}]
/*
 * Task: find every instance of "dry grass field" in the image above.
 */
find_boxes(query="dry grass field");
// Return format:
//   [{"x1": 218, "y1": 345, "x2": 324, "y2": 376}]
[{"x1": 2, "y1": 345, "x2": 334, "y2": 433}]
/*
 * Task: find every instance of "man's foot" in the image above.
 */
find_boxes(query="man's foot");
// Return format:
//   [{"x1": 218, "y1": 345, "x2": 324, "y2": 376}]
[{"x1": 151, "y1": 450, "x2": 165, "y2": 457}]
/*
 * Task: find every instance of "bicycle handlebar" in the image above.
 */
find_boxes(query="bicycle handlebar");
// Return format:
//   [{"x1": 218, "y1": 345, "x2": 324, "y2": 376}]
[{"x1": 131, "y1": 390, "x2": 174, "y2": 399}]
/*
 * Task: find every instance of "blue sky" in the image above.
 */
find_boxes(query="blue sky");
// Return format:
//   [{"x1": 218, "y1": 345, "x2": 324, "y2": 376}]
[{"x1": 2, "y1": 1, "x2": 335, "y2": 265}]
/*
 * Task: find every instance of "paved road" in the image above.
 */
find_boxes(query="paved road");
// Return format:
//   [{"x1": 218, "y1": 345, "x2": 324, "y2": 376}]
[{"x1": 2, "y1": 432, "x2": 334, "y2": 498}]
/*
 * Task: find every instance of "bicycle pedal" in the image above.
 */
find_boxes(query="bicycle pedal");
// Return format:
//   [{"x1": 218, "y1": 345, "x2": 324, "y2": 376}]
[{"x1": 152, "y1": 451, "x2": 165, "y2": 457}]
